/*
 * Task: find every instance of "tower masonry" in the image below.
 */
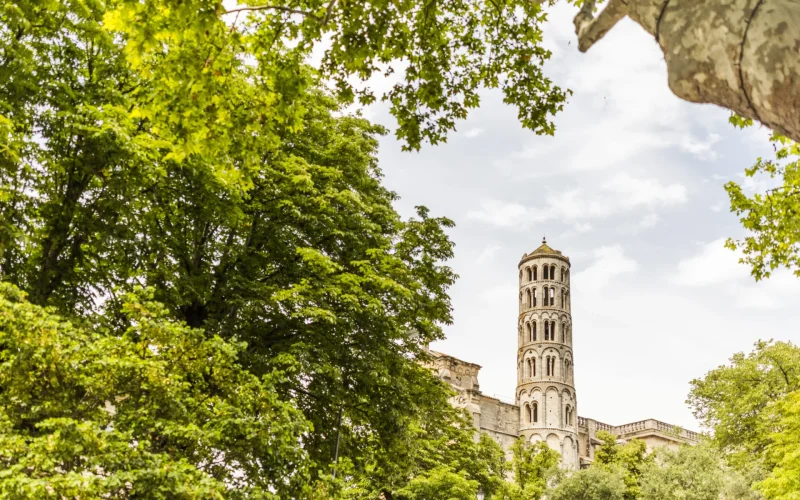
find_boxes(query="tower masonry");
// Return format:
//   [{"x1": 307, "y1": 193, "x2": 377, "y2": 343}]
[
  {"x1": 516, "y1": 238, "x2": 578, "y2": 468},
  {"x1": 424, "y1": 239, "x2": 699, "y2": 469}
]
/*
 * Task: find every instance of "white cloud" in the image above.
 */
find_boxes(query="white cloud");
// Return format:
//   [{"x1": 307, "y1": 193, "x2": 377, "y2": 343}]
[
  {"x1": 464, "y1": 127, "x2": 485, "y2": 138},
  {"x1": 639, "y1": 213, "x2": 659, "y2": 228},
  {"x1": 466, "y1": 200, "x2": 529, "y2": 228},
  {"x1": 467, "y1": 173, "x2": 686, "y2": 228},
  {"x1": 672, "y1": 239, "x2": 747, "y2": 287},
  {"x1": 710, "y1": 202, "x2": 724, "y2": 213},
  {"x1": 671, "y1": 239, "x2": 800, "y2": 310},
  {"x1": 476, "y1": 244, "x2": 503, "y2": 264},
  {"x1": 574, "y1": 245, "x2": 638, "y2": 293},
  {"x1": 678, "y1": 133, "x2": 721, "y2": 161}
]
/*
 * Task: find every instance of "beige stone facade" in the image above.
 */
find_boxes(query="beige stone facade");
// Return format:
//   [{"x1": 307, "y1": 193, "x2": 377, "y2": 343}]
[{"x1": 427, "y1": 240, "x2": 698, "y2": 468}]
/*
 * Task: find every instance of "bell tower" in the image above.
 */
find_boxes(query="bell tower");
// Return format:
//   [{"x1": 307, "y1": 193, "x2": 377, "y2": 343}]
[{"x1": 516, "y1": 238, "x2": 579, "y2": 468}]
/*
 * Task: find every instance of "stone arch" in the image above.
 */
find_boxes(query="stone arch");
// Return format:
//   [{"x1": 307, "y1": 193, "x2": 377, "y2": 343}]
[
  {"x1": 546, "y1": 433, "x2": 560, "y2": 452},
  {"x1": 563, "y1": 435, "x2": 576, "y2": 467},
  {"x1": 530, "y1": 433, "x2": 543, "y2": 444}
]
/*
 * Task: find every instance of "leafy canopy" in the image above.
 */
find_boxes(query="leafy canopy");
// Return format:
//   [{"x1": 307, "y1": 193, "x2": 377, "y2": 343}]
[
  {"x1": 104, "y1": 0, "x2": 568, "y2": 155},
  {"x1": 0, "y1": 0, "x2": 484, "y2": 494},
  {"x1": 725, "y1": 116, "x2": 800, "y2": 280},
  {"x1": 689, "y1": 340, "x2": 800, "y2": 500},
  {"x1": 0, "y1": 283, "x2": 309, "y2": 499}
]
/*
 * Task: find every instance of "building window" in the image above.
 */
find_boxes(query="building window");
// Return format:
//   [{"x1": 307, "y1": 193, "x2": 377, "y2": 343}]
[
  {"x1": 532, "y1": 358, "x2": 536, "y2": 376},
  {"x1": 562, "y1": 323, "x2": 566, "y2": 342},
  {"x1": 544, "y1": 322, "x2": 550, "y2": 341},
  {"x1": 533, "y1": 266, "x2": 538, "y2": 281},
  {"x1": 525, "y1": 403, "x2": 532, "y2": 423},
  {"x1": 532, "y1": 402, "x2": 539, "y2": 423},
  {"x1": 550, "y1": 265, "x2": 556, "y2": 280},
  {"x1": 526, "y1": 289, "x2": 531, "y2": 306},
  {"x1": 543, "y1": 265, "x2": 549, "y2": 280},
  {"x1": 549, "y1": 287, "x2": 555, "y2": 306},
  {"x1": 526, "y1": 322, "x2": 531, "y2": 341},
  {"x1": 526, "y1": 267, "x2": 532, "y2": 281},
  {"x1": 532, "y1": 321, "x2": 537, "y2": 341},
  {"x1": 532, "y1": 288, "x2": 537, "y2": 307},
  {"x1": 545, "y1": 356, "x2": 555, "y2": 376}
]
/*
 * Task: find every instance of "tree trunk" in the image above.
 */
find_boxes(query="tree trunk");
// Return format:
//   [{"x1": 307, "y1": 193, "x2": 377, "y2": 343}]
[{"x1": 573, "y1": 0, "x2": 800, "y2": 142}]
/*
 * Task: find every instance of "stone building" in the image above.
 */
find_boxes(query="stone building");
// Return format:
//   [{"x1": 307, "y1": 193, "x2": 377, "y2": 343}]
[{"x1": 427, "y1": 239, "x2": 699, "y2": 468}]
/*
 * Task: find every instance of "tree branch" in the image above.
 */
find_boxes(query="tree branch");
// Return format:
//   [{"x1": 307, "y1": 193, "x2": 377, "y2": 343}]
[
  {"x1": 224, "y1": 5, "x2": 316, "y2": 17},
  {"x1": 574, "y1": 0, "x2": 629, "y2": 53}
]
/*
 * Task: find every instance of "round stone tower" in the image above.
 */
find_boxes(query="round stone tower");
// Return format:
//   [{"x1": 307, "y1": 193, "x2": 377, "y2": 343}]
[{"x1": 516, "y1": 238, "x2": 579, "y2": 468}]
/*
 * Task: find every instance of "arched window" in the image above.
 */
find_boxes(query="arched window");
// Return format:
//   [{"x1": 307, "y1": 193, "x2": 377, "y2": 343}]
[
  {"x1": 525, "y1": 403, "x2": 532, "y2": 423},
  {"x1": 533, "y1": 266, "x2": 538, "y2": 281},
  {"x1": 526, "y1": 267, "x2": 532, "y2": 281},
  {"x1": 526, "y1": 359, "x2": 532, "y2": 378},
  {"x1": 543, "y1": 265, "x2": 549, "y2": 280},
  {"x1": 562, "y1": 323, "x2": 567, "y2": 342},
  {"x1": 525, "y1": 322, "x2": 531, "y2": 341},
  {"x1": 560, "y1": 267, "x2": 564, "y2": 282},
  {"x1": 532, "y1": 288, "x2": 537, "y2": 307},
  {"x1": 526, "y1": 289, "x2": 531, "y2": 306},
  {"x1": 549, "y1": 287, "x2": 555, "y2": 306},
  {"x1": 532, "y1": 402, "x2": 539, "y2": 423},
  {"x1": 532, "y1": 358, "x2": 536, "y2": 377},
  {"x1": 532, "y1": 321, "x2": 537, "y2": 341},
  {"x1": 544, "y1": 321, "x2": 550, "y2": 341},
  {"x1": 550, "y1": 265, "x2": 556, "y2": 280}
]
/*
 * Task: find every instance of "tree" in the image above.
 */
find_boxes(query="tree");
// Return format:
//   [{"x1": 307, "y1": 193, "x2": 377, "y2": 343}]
[
  {"x1": 725, "y1": 131, "x2": 800, "y2": 280},
  {"x1": 548, "y1": 466, "x2": 626, "y2": 500},
  {"x1": 593, "y1": 431, "x2": 651, "y2": 500},
  {"x1": 395, "y1": 467, "x2": 480, "y2": 500},
  {"x1": 495, "y1": 439, "x2": 560, "y2": 500},
  {"x1": 756, "y1": 390, "x2": 800, "y2": 500},
  {"x1": 0, "y1": 283, "x2": 310, "y2": 498},
  {"x1": 638, "y1": 443, "x2": 764, "y2": 500},
  {"x1": 688, "y1": 340, "x2": 800, "y2": 471},
  {"x1": 101, "y1": 0, "x2": 568, "y2": 155},
  {"x1": 0, "y1": 0, "x2": 477, "y2": 489},
  {"x1": 570, "y1": 0, "x2": 800, "y2": 143}
]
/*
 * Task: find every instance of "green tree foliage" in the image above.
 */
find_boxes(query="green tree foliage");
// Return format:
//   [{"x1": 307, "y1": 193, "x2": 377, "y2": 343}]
[
  {"x1": 756, "y1": 390, "x2": 800, "y2": 500},
  {"x1": 548, "y1": 466, "x2": 626, "y2": 500},
  {"x1": 0, "y1": 283, "x2": 309, "y2": 498},
  {"x1": 638, "y1": 444, "x2": 751, "y2": 500},
  {"x1": 688, "y1": 341, "x2": 800, "y2": 471},
  {"x1": 395, "y1": 467, "x2": 480, "y2": 500},
  {"x1": 725, "y1": 129, "x2": 800, "y2": 280},
  {"x1": 103, "y1": 0, "x2": 568, "y2": 156},
  {"x1": 0, "y1": 0, "x2": 499, "y2": 493},
  {"x1": 494, "y1": 439, "x2": 560, "y2": 500},
  {"x1": 689, "y1": 340, "x2": 800, "y2": 500},
  {"x1": 593, "y1": 431, "x2": 651, "y2": 500}
]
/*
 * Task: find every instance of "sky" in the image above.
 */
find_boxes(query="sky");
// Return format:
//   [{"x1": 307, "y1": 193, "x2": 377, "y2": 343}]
[{"x1": 357, "y1": 3, "x2": 799, "y2": 432}]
